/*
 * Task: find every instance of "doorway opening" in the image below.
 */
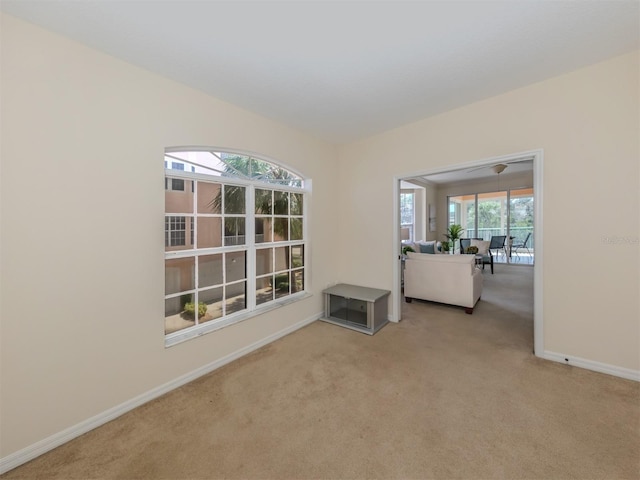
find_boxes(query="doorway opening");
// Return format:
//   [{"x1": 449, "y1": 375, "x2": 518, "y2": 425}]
[{"x1": 392, "y1": 149, "x2": 543, "y2": 356}]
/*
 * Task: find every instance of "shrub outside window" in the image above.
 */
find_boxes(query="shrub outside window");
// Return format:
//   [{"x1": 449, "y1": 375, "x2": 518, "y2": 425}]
[{"x1": 164, "y1": 149, "x2": 307, "y2": 346}]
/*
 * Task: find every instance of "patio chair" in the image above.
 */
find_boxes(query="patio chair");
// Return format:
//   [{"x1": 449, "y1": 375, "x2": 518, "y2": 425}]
[
  {"x1": 511, "y1": 232, "x2": 532, "y2": 259},
  {"x1": 488, "y1": 235, "x2": 507, "y2": 258},
  {"x1": 478, "y1": 235, "x2": 507, "y2": 274}
]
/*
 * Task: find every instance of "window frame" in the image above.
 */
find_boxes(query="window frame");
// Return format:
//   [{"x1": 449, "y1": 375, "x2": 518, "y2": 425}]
[{"x1": 164, "y1": 149, "x2": 309, "y2": 347}]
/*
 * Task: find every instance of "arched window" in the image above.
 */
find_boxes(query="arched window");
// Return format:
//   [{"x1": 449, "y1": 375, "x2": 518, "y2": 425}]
[{"x1": 164, "y1": 148, "x2": 307, "y2": 346}]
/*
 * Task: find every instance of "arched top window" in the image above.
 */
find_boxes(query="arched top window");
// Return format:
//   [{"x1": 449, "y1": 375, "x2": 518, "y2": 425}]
[
  {"x1": 165, "y1": 148, "x2": 304, "y2": 188},
  {"x1": 163, "y1": 147, "x2": 308, "y2": 347}
]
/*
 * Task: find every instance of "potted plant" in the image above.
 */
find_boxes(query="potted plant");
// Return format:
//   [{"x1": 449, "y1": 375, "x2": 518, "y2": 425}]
[
  {"x1": 401, "y1": 245, "x2": 415, "y2": 256},
  {"x1": 441, "y1": 241, "x2": 451, "y2": 253},
  {"x1": 444, "y1": 224, "x2": 464, "y2": 254}
]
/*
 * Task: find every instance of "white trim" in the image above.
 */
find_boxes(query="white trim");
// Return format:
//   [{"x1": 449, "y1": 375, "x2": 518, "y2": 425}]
[
  {"x1": 540, "y1": 351, "x2": 640, "y2": 382},
  {"x1": 391, "y1": 178, "x2": 401, "y2": 322},
  {"x1": 0, "y1": 313, "x2": 322, "y2": 476},
  {"x1": 532, "y1": 150, "x2": 544, "y2": 356}
]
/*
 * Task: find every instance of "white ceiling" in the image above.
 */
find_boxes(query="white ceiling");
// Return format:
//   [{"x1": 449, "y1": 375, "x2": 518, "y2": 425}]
[
  {"x1": 2, "y1": 1, "x2": 638, "y2": 144},
  {"x1": 411, "y1": 157, "x2": 535, "y2": 186}
]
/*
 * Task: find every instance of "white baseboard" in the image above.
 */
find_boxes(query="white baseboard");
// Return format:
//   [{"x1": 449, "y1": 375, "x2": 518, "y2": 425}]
[
  {"x1": 540, "y1": 350, "x2": 640, "y2": 382},
  {"x1": 0, "y1": 313, "x2": 322, "y2": 475}
]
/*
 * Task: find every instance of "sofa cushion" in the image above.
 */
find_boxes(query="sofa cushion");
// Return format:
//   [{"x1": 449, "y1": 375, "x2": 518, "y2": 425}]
[
  {"x1": 415, "y1": 240, "x2": 437, "y2": 252},
  {"x1": 470, "y1": 239, "x2": 490, "y2": 255},
  {"x1": 419, "y1": 242, "x2": 435, "y2": 254}
]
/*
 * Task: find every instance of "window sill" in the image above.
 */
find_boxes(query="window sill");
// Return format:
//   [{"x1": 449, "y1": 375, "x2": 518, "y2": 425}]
[{"x1": 164, "y1": 291, "x2": 312, "y2": 348}]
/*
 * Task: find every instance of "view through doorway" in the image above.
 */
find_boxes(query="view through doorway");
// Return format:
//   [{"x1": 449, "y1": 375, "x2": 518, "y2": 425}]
[{"x1": 392, "y1": 149, "x2": 543, "y2": 356}]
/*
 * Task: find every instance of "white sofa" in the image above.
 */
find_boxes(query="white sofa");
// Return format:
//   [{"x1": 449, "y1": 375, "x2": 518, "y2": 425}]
[{"x1": 404, "y1": 252, "x2": 483, "y2": 314}]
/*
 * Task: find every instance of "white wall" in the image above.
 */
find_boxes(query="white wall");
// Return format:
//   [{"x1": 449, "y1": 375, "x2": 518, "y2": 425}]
[
  {"x1": 337, "y1": 52, "x2": 639, "y2": 373},
  {"x1": 0, "y1": 14, "x2": 338, "y2": 458}
]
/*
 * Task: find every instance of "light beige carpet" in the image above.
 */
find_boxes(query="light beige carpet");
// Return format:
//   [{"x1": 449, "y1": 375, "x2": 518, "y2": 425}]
[{"x1": 3, "y1": 264, "x2": 639, "y2": 479}]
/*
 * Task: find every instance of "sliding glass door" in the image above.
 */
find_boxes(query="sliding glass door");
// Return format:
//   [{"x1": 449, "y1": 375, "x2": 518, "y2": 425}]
[{"x1": 448, "y1": 188, "x2": 534, "y2": 264}]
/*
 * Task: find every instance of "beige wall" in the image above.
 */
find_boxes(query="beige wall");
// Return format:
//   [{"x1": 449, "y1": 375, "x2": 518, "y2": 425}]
[
  {"x1": 1, "y1": 11, "x2": 639, "y2": 466},
  {"x1": 0, "y1": 14, "x2": 338, "y2": 457},
  {"x1": 337, "y1": 51, "x2": 639, "y2": 372}
]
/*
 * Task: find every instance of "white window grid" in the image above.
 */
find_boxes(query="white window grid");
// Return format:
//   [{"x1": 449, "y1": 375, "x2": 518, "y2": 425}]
[{"x1": 164, "y1": 166, "x2": 308, "y2": 344}]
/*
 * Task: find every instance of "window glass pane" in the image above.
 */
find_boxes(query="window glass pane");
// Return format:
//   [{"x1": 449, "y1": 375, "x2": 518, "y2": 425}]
[
  {"x1": 290, "y1": 193, "x2": 303, "y2": 215},
  {"x1": 197, "y1": 182, "x2": 221, "y2": 214},
  {"x1": 220, "y1": 153, "x2": 252, "y2": 177},
  {"x1": 224, "y1": 217, "x2": 246, "y2": 246},
  {"x1": 224, "y1": 185, "x2": 245, "y2": 214},
  {"x1": 273, "y1": 218, "x2": 289, "y2": 241},
  {"x1": 250, "y1": 158, "x2": 266, "y2": 178},
  {"x1": 168, "y1": 151, "x2": 238, "y2": 178},
  {"x1": 255, "y1": 276, "x2": 274, "y2": 306},
  {"x1": 477, "y1": 191, "x2": 508, "y2": 240},
  {"x1": 255, "y1": 217, "x2": 271, "y2": 243},
  {"x1": 400, "y1": 192, "x2": 414, "y2": 242},
  {"x1": 274, "y1": 273, "x2": 290, "y2": 299},
  {"x1": 200, "y1": 287, "x2": 223, "y2": 323},
  {"x1": 291, "y1": 245, "x2": 304, "y2": 268},
  {"x1": 199, "y1": 254, "x2": 223, "y2": 288},
  {"x1": 197, "y1": 217, "x2": 222, "y2": 249},
  {"x1": 165, "y1": 216, "x2": 193, "y2": 252},
  {"x1": 291, "y1": 269, "x2": 304, "y2": 293},
  {"x1": 274, "y1": 191, "x2": 289, "y2": 215},
  {"x1": 255, "y1": 189, "x2": 272, "y2": 214},
  {"x1": 274, "y1": 246, "x2": 289, "y2": 272},
  {"x1": 256, "y1": 248, "x2": 273, "y2": 276},
  {"x1": 165, "y1": 257, "x2": 195, "y2": 295},
  {"x1": 290, "y1": 218, "x2": 303, "y2": 241},
  {"x1": 509, "y1": 188, "x2": 534, "y2": 245},
  {"x1": 226, "y1": 251, "x2": 246, "y2": 283},
  {"x1": 165, "y1": 294, "x2": 194, "y2": 334},
  {"x1": 400, "y1": 193, "x2": 414, "y2": 225},
  {"x1": 225, "y1": 282, "x2": 246, "y2": 314},
  {"x1": 464, "y1": 198, "x2": 476, "y2": 239},
  {"x1": 261, "y1": 164, "x2": 300, "y2": 186},
  {"x1": 165, "y1": 180, "x2": 194, "y2": 213}
]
